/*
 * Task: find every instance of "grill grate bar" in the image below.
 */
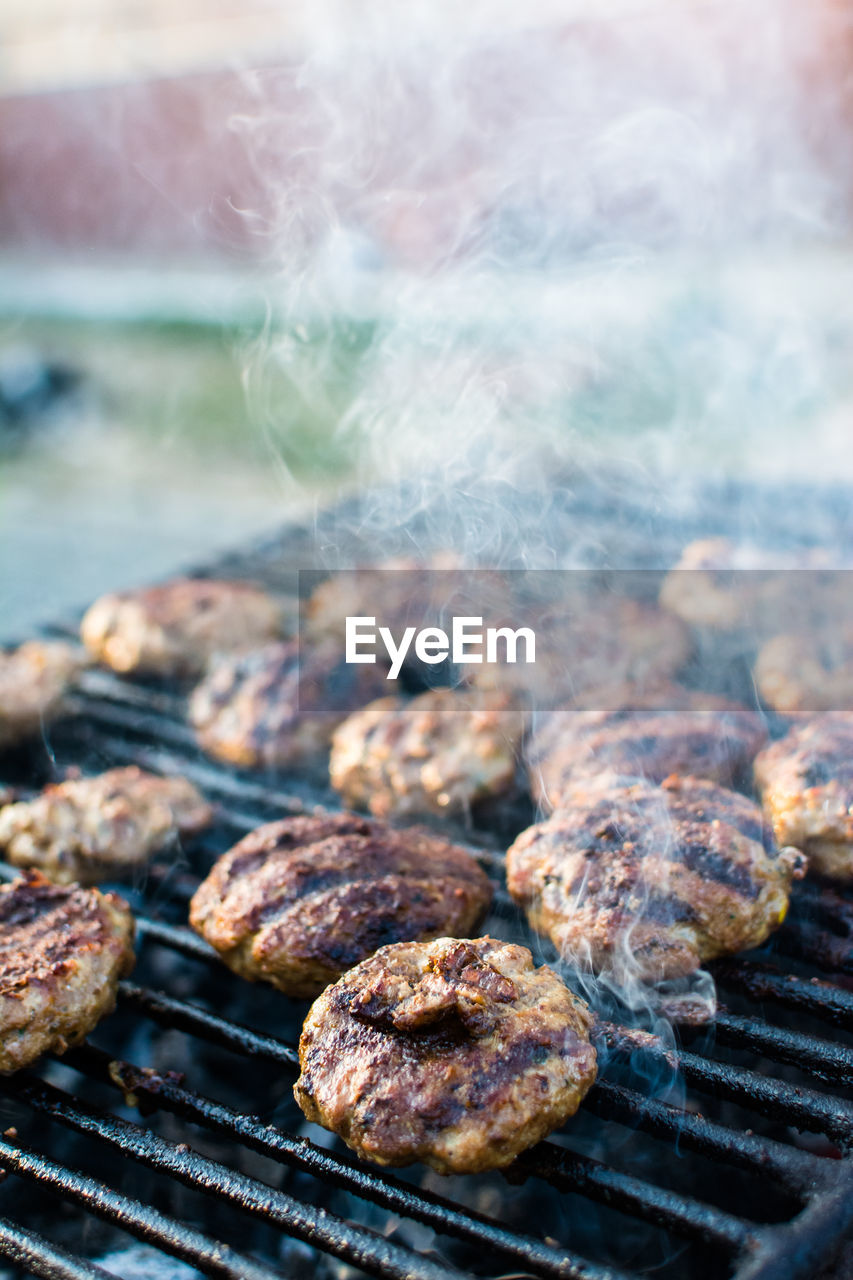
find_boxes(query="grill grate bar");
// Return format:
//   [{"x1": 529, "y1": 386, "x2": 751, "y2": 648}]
[
  {"x1": 1, "y1": 1073, "x2": 473, "y2": 1280},
  {"x1": 67, "y1": 1043, "x2": 646, "y2": 1279},
  {"x1": 114, "y1": 981, "x2": 819, "y2": 1212},
  {"x1": 0, "y1": 1136, "x2": 287, "y2": 1280},
  {"x1": 714, "y1": 962, "x2": 853, "y2": 1033},
  {"x1": 100, "y1": 1006, "x2": 750, "y2": 1256},
  {"x1": 0, "y1": 1215, "x2": 116, "y2": 1280},
  {"x1": 585, "y1": 1082, "x2": 818, "y2": 1198},
  {"x1": 775, "y1": 922, "x2": 853, "y2": 977},
  {"x1": 600, "y1": 1024, "x2": 853, "y2": 1145},
  {"x1": 712, "y1": 1010, "x2": 853, "y2": 1088}
]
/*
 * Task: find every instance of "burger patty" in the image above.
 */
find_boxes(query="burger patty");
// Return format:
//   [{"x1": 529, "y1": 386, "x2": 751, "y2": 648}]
[
  {"x1": 189, "y1": 812, "x2": 493, "y2": 998},
  {"x1": 0, "y1": 766, "x2": 212, "y2": 884},
  {"x1": 470, "y1": 597, "x2": 689, "y2": 707},
  {"x1": 329, "y1": 688, "x2": 525, "y2": 820},
  {"x1": 755, "y1": 714, "x2": 853, "y2": 879},
  {"x1": 293, "y1": 935, "x2": 597, "y2": 1174},
  {"x1": 755, "y1": 630, "x2": 853, "y2": 714},
  {"x1": 0, "y1": 871, "x2": 135, "y2": 1074},
  {"x1": 528, "y1": 688, "x2": 766, "y2": 808},
  {"x1": 507, "y1": 775, "x2": 805, "y2": 982},
  {"x1": 0, "y1": 640, "x2": 84, "y2": 750},
  {"x1": 659, "y1": 537, "x2": 837, "y2": 633},
  {"x1": 80, "y1": 578, "x2": 282, "y2": 678},
  {"x1": 188, "y1": 640, "x2": 393, "y2": 770}
]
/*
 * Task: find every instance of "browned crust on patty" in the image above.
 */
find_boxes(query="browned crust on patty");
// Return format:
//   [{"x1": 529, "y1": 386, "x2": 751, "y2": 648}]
[
  {"x1": 189, "y1": 812, "x2": 494, "y2": 998},
  {"x1": 189, "y1": 640, "x2": 395, "y2": 770},
  {"x1": 0, "y1": 871, "x2": 135, "y2": 1074},
  {"x1": 507, "y1": 775, "x2": 805, "y2": 981},
  {"x1": 0, "y1": 641, "x2": 85, "y2": 749},
  {"x1": 528, "y1": 690, "x2": 766, "y2": 808},
  {"x1": 329, "y1": 687, "x2": 525, "y2": 820},
  {"x1": 0, "y1": 766, "x2": 212, "y2": 885},
  {"x1": 755, "y1": 714, "x2": 853, "y2": 879},
  {"x1": 294, "y1": 935, "x2": 597, "y2": 1174},
  {"x1": 81, "y1": 578, "x2": 282, "y2": 677}
]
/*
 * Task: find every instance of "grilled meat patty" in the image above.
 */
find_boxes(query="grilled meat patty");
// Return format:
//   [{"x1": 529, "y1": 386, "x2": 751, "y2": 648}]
[
  {"x1": 470, "y1": 597, "x2": 689, "y2": 707},
  {"x1": 0, "y1": 871, "x2": 135, "y2": 1074},
  {"x1": 329, "y1": 688, "x2": 525, "y2": 820},
  {"x1": 755, "y1": 714, "x2": 853, "y2": 879},
  {"x1": 507, "y1": 775, "x2": 805, "y2": 982},
  {"x1": 189, "y1": 640, "x2": 393, "y2": 771},
  {"x1": 293, "y1": 935, "x2": 597, "y2": 1174},
  {"x1": 660, "y1": 537, "x2": 837, "y2": 633},
  {"x1": 528, "y1": 688, "x2": 766, "y2": 809},
  {"x1": 189, "y1": 812, "x2": 493, "y2": 998},
  {"x1": 0, "y1": 640, "x2": 84, "y2": 750},
  {"x1": 755, "y1": 630, "x2": 853, "y2": 714},
  {"x1": 81, "y1": 578, "x2": 282, "y2": 677},
  {"x1": 0, "y1": 766, "x2": 212, "y2": 885}
]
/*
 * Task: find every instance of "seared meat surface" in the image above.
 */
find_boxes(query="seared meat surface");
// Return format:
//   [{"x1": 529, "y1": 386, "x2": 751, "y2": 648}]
[
  {"x1": 0, "y1": 766, "x2": 212, "y2": 884},
  {"x1": 293, "y1": 935, "x2": 596, "y2": 1174},
  {"x1": 0, "y1": 640, "x2": 84, "y2": 749},
  {"x1": 755, "y1": 630, "x2": 853, "y2": 714},
  {"x1": 189, "y1": 640, "x2": 393, "y2": 770},
  {"x1": 507, "y1": 775, "x2": 805, "y2": 982},
  {"x1": 528, "y1": 687, "x2": 766, "y2": 808},
  {"x1": 330, "y1": 688, "x2": 525, "y2": 820},
  {"x1": 755, "y1": 714, "x2": 853, "y2": 879},
  {"x1": 0, "y1": 871, "x2": 135, "y2": 1074},
  {"x1": 189, "y1": 812, "x2": 493, "y2": 998},
  {"x1": 81, "y1": 578, "x2": 282, "y2": 677}
]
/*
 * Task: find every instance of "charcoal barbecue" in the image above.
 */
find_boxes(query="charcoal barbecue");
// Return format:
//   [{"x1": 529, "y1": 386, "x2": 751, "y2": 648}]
[{"x1": 1, "y1": 477, "x2": 853, "y2": 1280}]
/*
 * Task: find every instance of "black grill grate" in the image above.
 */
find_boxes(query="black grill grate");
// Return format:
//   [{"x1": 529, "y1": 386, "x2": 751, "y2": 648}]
[{"x1": 2, "y1": 513, "x2": 853, "y2": 1280}]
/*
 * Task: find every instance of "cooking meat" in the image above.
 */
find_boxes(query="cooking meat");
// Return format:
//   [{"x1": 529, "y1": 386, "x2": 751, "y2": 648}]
[
  {"x1": 305, "y1": 554, "x2": 466, "y2": 643},
  {"x1": 80, "y1": 578, "x2": 282, "y2": 677},
  {"x1": 470, "y1": 597, "x2": 689, "y2": 708},
  {"x1": 0, "y1": 871, "x2": 135, "y2": 1074},
  {"x1": 507, "y1": 775, "x2": 805, "y2": 982},
  {"x1": 189, "y1": 812, "x2": 493, "y2": 998},
  {"x1": 0, "y1": 766, "x2": 212, "y2": 885},
  {"x1": 755, "y1": 629, "x2": 853, "y2": 714},
  {"x1": 755, "y1": 714, "x2": 853, "y2": 879},
  {"x1": 329, "y1": 687, "x2": 525, "y2": 820},
  {"x1": 188, "y1": 639, "x2": 393, "y2": 770},
  {"x1": 293, "y1": 935, "x2": 597, "y2": 1174},
  {"x1": 528, "y1": 686, "x2": 766, "y2": 809},
  {"x1": 659, "y1": 537, "x2": 837, "y2": 633},
  {"x1": 0, "y1": 640, "x2": 84, "y2": 749}
]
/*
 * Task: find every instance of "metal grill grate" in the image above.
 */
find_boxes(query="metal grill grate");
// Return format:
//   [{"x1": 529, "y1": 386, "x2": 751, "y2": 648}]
[{"x1": 2, "y1": 513, "x2": 853, "y2": 1280}]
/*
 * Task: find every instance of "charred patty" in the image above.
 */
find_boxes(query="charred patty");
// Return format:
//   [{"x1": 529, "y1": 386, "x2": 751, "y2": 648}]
[
  {"x1": 507, "y1": 775, "x2": 805, "y2": 982},
  {"x1": 0, "y1": 871, "x2": 135, "y2": 1074},
  {"x1": 81, "y1": 578, "x2": 282, "y2": 678},
  {"x1": 0, "y1": 766, "x2": 212, "y2": 884},
  {"x1": 755, "y1": 714, "x2": 853, "y2": 879},
  {"x1": 0, "y1": 640, "x2": 84, "y2": 750},
  {"x1": 293, "y1": 935, "x2": 597, "y2": 1174},
  {"x1": 329, "y1": 688, "x2": 525, "y2": 821},
  {"x1": 528, "y1": 688, "x2": 766, "y2": 809},
  {"x1": 188, "y1": 639, "x2": 393, "y2": 771},
  {"x1": 189, "y1": 812, "x2": 493, "y2": 998}
]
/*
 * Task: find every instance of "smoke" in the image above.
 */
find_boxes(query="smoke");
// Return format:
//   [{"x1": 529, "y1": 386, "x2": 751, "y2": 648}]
[{"x1": 230, "y1": 0, "x2": 853, "y2": 543}]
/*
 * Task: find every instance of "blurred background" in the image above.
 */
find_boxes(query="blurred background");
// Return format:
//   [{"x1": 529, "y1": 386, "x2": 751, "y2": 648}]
[{"x1": 1, "y1": 0, "x2": 853, "y2": 638}]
